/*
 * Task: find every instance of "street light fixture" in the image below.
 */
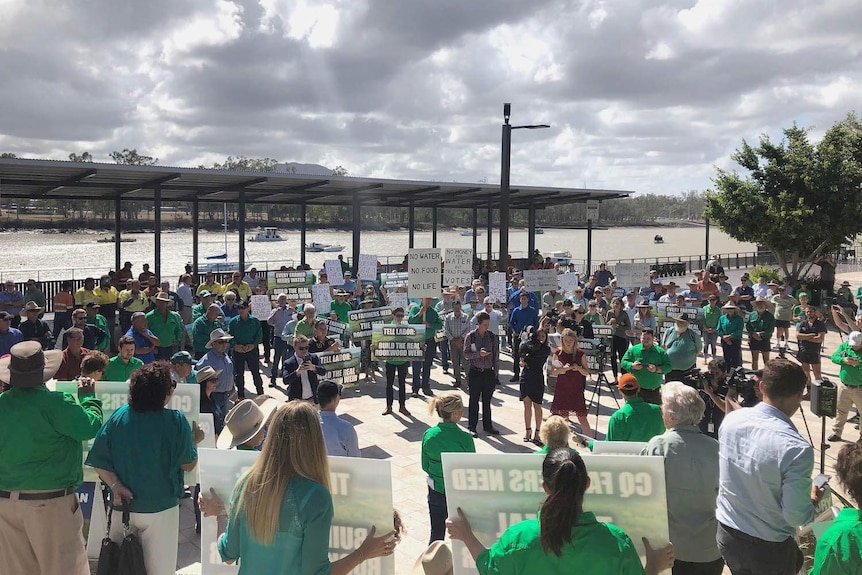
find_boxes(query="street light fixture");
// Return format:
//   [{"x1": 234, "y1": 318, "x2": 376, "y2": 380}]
[{"x1": 499, "y1": 103, "x2": 550, "y2": 268}]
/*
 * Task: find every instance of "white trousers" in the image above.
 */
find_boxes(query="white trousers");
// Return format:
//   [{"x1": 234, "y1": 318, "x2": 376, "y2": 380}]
[{"x1": 108, "y1": 504, "x2": 179, "y2": 575}]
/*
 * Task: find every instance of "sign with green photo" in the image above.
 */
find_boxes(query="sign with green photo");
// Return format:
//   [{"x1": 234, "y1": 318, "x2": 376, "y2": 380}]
[
  {"x1": 371, "y1": 323, "x2": 426, "y2": 362},
  {"x1": 653, "y1": 302, "x2": 703, "y2": 339},
  {"x1": 316, "y1": 347, "x2": 361, "y2": 387},
  {"x1": 269, "y1": 270, "x2": 315, "y2": 301},
  {"x1": 348, "y1": 306, "x2": 393, "y2": 340},
  {"x1": 54, "y1": 381, "x2": 200, "y2": 483},
  {"x1": 442, "y1": 453, "x2": 670, "y2": 575},
  {"x1": 198, "y1": 449, "x2": 395, "y2": 575}
]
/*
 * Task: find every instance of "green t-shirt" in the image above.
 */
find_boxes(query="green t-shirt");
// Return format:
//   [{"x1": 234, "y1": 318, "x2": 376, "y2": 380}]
[
  {"x1": 228, "y1": 315, "x2": 263, "y2": 346},
  {"x1": 476, "y1": 512, "x2": 645, "y2": 575},
  {"x1": 619, "y1": 344, "x2": 671, "y2": 390},
  {"x1": 146, "y1": 309, "x2": 184, "y2": 348},
  {"x1": 809, "y1": 508, "x2": 862, "y2": 575},
  {"x1": 86, "y1": 404, "x2": 196, "y2": 513},
  {"x1": 219, "y1": 476, "x2": 332, "y2": 573},
  {"x1": 831, "y1": 342, "x2": 862, "y2": 387},
  {"x1": 0, "y1": 386, "x2": 102, "y2": 490},
  {"x1": 771, "y1": 295, "x2": 798, "y2": 322},
  {"x1": 702, "y1": 304, "x2": 722, "y2": 330},
  {"x1": 294, "y1": 317, "x2": 315, "y2": 339},
  {"x1": 606, "y1": 397, "x2": 665, "y2": 442},
  {"x1": 102, "y1": 355, "x2": 144, "y2": 382},
  {"x1": 421, "y1": 422, "x2": 476, "y2": 493},
  {"x1": 330, "y1": 300, "x2": 351, "y2": 323}
]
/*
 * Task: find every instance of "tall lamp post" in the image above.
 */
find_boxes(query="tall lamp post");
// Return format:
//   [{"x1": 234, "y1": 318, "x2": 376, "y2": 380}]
[{"x1": 500, "y1": 103, "x2": 550, "y2": 269}]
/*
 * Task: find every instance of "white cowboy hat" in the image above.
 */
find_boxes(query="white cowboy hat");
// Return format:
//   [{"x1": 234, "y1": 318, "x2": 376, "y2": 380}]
[
  {"x1": 216, "y1": 396, "x2": 280, "y2": 449},
  {"x1": 412, "y1": 541, "x2": 454, "y2": 575},
  {"x1": 195, "y1": 365, "x2": 223, "y2": 384},
  {"x1": 205, "y1": 328, "x2": 233, "y2": 349}
]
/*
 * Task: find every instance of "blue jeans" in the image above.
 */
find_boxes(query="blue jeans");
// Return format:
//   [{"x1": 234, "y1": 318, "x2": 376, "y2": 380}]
[
  {"x1": 210, "y1": 391, "x2": 229, "y2": 432},
  {"x1": 412, "y1": 338, "x2": 436, "y2": 392},
  {"x1": 717, "y1": 522, "x2": 800, "y2": 575},
  {"x1": 438, "y1": 339, "x2": 450, "y2": 370},
  {"x1": 703, "y1": 330, "x2": 718, "y2": 357}
]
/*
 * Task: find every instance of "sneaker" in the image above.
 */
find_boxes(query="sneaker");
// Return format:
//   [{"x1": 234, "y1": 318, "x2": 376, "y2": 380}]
[
  {"x1": 399, "y1": 406, "x2": 411, "y2": 416},
  {"x1": 828, "y1": 434, "x2": 842, "y2": 442}
]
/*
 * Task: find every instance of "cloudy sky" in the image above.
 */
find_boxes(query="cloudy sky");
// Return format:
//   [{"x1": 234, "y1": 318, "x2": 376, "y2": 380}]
[{"x1": 1, "y1": 0, "x2": 860, "y2": 195}]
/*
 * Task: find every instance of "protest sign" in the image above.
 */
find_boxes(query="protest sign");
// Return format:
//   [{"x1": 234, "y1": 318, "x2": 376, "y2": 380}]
[
  {"x1": 371, "y1": 323, "x2": 426, "y2": 362},
  {"x1": 523, "y1": 269, "x2": 558, "y2": 292},
  {"x1": 54, "y1": 381, "x2": 200, "y2": 483},
  {"x1": 558, "y1": 272, "x2": 580, "y2": 293},
  {"x1": 317, "y1": 316, "x2": 350, "y2": 339},
  {"x1": 348, "y1": 306, "x2": 394, "y2": 340},
  {"x1": 444, "y1": 248, "x2": 474, "y2": 287},
  {"x1": 325, "y1": 259, "x2": 345, "y2": 286},
  {"x1": 199, "y1": 450, "x2": 395, "y2": 575},
  {"x1": 269, "y1": 270, "x2": 314, "y2": 301},
  {"x1": 380, "y1": 271, "x2": 408, "y2": 289},
  {"x1": 614, "y1": 263, "x2": 651, "y2": 289},
  {"x1": 576, "y1": 338, "x2": 602, "y2": 371},
  {"x1": 316, "y1": 347, "x2": 361, "y2": 387},
  {"x1": 653, "y1": 302, "x2": 703, "y2": 339},
  {"x1": 249, "y1": 294, "x2": 271, "y2": 319},
  {"x1": 358, "y1": 254, "x2": 378, "y2": 281},
  {"x1": 408, "y1": 248, "x2": 441, "y2": 298},
  {"x1": 489, "y1": 272, "x2": 507, "y2": 303},
  {"x1": 387, "y1": 291, "x2": 409, "y2": 311},
  {"x1": 76, "y1": 482, "x2": 96, "y2": 540},
  {"x1": 442, "y1": 453, "x2": 670, "y2": 575},
  {"x1": 312, "y1": 283, "x2": 333, "y2": 312}
]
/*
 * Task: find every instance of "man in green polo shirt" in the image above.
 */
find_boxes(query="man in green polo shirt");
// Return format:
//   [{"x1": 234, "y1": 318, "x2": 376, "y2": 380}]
[
  {"x1": 0, "y1": 341, "x2": 103, "y2": 575},
  {"x1": 191, "y1": 290, "x2": 215, "y2": 322},
  {"x1": 620, "y1": 328, "x2": 672, "y2": 405},
  {"x1": 147, "y1": 292, "x2": 184, "y2": 361},
  {"x1": 607, "y1": 373, "x2": 665, "y2": 442},
  {"x1": 192, "y1": 304, "x2": 226, "y2": 360},
  {"x1": 329, "y1": 290, "x2": 352, "y2": 323},
  {"x1": 228, "y1": 301, "x2": 264, "y2": 396},
  {"x1": 103, "y1": 335, "x2": 145, "y2": 382},
  {"x1": 294, "y1": 303, "x2": 318, "y2": 339}
]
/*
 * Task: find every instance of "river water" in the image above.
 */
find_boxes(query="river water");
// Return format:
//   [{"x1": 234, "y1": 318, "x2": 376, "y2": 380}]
[{"x1": 0, "y1": 226, "x2": 756, "y2": 281}]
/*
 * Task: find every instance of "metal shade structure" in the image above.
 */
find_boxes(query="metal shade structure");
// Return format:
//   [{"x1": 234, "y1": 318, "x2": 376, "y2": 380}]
[{"x1": 0, "y1": 157, "x2": 633, "y2": 277}]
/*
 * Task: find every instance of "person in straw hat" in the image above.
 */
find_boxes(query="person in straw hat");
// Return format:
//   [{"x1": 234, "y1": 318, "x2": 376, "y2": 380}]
[
  {"x1": 413, "y1": 541, "x2": 454, "y2": 575},
  {"x1": 146, "y1": 290, "x2": 184, "y2": 361},
  {"x1": 217, "y1": 395, "x2": 279, "y2": 451},
  {"x1": 196, "y1": 328, "x2": 235, "y2": 420},
  {"x1": 661, "y1": 314, "x2": 702, "y2": 383},
  {"x1": 18, "y1": 300, "x2": 53, "y2": 350},
  {"x1": 716, "y1": 302, "x2": 744, "y2": 369},
  {"x1": 0, "y1": 341, "x2": 103, "y2": 575},
  {"x1": 199, "y1": 401, "x2": 395, "y2": 573}
]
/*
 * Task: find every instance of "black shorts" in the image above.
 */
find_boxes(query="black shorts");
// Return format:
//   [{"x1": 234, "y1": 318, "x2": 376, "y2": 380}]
[
  {"x1": 749, "y1": 337, "x2": 771, "y2": 352},
  {"x1": 775, "y1": 319, "x2": 790, "y2": 328},
  {"x1": 797, "y1": 345, "x2": 821, "y2": 364}
]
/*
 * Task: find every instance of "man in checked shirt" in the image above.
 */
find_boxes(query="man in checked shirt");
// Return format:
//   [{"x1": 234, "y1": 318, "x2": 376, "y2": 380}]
[{"x1": 464, "y1": 311, "x2": 501, "y2": 438}]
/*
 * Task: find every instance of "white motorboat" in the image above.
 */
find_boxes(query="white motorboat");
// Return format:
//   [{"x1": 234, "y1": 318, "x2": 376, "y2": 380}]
[
  {"x1": 306, "y1": 242, "x2": 328, "y2": 252},
  {"x1": 547, "y1": 250, "x2": 572, "y2": 265},
  {"x1": 249, "y1": 227, "x2": 285, "y2": 242},
  {"x1": 323, "y1": 244, "x2": 345, "y2": 252},
  {"x1": 460, "y1": 229, "x2": 482, "y2": 236}
]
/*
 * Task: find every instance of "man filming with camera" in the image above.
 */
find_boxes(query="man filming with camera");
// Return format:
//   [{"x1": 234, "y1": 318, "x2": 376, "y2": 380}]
[
  {"x1": 698, "y1": 359, "x2": 762, "y2": 439},
  {"x1": 716, "y1": 359, "x2": 825, "y2": 575}
]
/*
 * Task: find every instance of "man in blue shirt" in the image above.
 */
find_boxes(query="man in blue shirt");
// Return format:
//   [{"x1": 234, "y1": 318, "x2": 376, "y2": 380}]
[
  {"x1": 318, "y1": 380, "x2": 360, "y2": 457},
  {"x1": 716, "y1": 358, "x2": 825, "y2": 575},
  {"x1": 508, "y1": 292, "x2": 539, "y2": 382},
  {"x1": 0, "y1": 311, "x2": 24, "y2": 356},
  {"x1": 125, "y1": 311, "x2": 160, "y2": 364},
  {"x1": 733, "y1": 275, "x2": 755, "y2": 312},
  {"x1": 196, "y1": 328, "x2": 235, "y2": 426},
  {"x1": 593, "y1": 262, "x2": 614, "y2": 287}
]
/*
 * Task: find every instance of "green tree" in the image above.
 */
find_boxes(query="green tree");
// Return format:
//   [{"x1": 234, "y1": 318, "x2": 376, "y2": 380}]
[
  {"x1": 704, "y1": 113, "x2": 862, "y2": 282},
  {"x1": 212, "y1": 156, "x2": 279, "y2": 171},
  {"x1": 0, "y1": 153, "x2": 17, "y2": 158},
  {"x1": 68, "y1": 152, "x2": 93, "y2": 162},
  {"x1": 110, "y1": 148, "x2": 158, "y2": 166},
  {"x1": 331, "y1": 165, "x2": 349, "y2": 176}
]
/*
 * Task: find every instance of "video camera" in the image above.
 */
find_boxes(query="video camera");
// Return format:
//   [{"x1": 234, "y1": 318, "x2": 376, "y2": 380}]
[{"x1": 681, "y1": 366, "x2": 760, "y2": 406}]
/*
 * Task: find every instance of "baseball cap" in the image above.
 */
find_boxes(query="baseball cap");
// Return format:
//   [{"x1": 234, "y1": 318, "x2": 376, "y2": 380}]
[
  {"x1": 170, "y1": 351, "x2": 194, "y2": 365},
  {"x1": 618, "y1": 374, "x2": 639, "y2": 391}
]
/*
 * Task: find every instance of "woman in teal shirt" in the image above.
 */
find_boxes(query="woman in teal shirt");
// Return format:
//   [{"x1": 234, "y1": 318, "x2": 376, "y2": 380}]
[
  {"x1": 87, "y1": 362, "x2": 202, "y2": 575},
  {"x1": 447, "y1": 448, "x2": 674, "y2": 575},
  {"x1": 200, "y1": 401, "x2": 394, "y2": 574},
  {"x1": 810, "y1": 441, "x2": 862, "y2": 574}
]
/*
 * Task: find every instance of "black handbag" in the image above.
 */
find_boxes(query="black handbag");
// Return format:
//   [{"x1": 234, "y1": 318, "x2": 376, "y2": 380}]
[
  {"x1": 96, "y1": 487, "x2": 120, "y2": 575},
  {"x1": 118, "y1": 501, "x2": 148, "y2": 575}
]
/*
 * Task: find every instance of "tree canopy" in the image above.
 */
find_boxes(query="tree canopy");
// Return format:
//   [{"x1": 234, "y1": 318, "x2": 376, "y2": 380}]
[{"x1": 704, "y1": 112, "x2": 862, "y2": 281}]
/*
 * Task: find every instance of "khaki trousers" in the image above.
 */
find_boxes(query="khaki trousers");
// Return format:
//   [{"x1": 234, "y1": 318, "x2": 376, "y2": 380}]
[
  {"x1": 832, "y1": 381, "x2": 862, "y2": 438},
  {"x1": 0, "y1": 492, "x2": 89, "y2": 575}
]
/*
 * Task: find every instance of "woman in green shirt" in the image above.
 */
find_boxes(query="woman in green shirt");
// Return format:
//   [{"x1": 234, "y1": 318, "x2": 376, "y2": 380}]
[
  {"x1": 447, "y1": 448, "x2": 674, "y2": 575},
  {"x1": 201, "y1": 401, "x2": 394, "y2": 574},
  {"x1": 810, "y1": 441, "x2": 862, "y2": 575},
  {"x1": 381, "y1": 307, "x2": 410, "y2": 416},
  {"x1": 422, "y1": 393, "x2": 476, "y2": 543}
]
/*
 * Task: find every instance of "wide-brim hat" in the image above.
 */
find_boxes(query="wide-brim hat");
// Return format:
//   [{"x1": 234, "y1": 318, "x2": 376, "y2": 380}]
[
  {"x1": 666, "y1": 281, "x2": 678, "y2": 287},
  {"x1": 675, "y1": 315, "x2": 691, "y2": 325},
  {"x1": 217, "y1": 396, "x2": 280, "y2": 449},
  {"x1": 205, "y1": 328, "x2": 234, "y2": 349},
  {"x1": 152, "y1": 292, "x2": 172, "y2": 303},
  {"x1": 754, "y1": 296, "x2": 769, "y2": 304},
  {"x1": 841, "y1": 280, "x2": 852, "y2": 286},
  {"x1": 335, "y1": 289, "x2": 351, "y2": 297},
  {"x1": 361, "y1": 297, "x2": 380, "y2": 306},
  {"x1": 636, "y1": 302, "x2": 651, "y2": 308},
  {"x1": 412, "y1": 541, "x2": 454, "y2": 575},
  {"x1": 721, "y1": 302, "x2": 738, "y2": 310},
  {"x1": 0, "y1": 341, "x2": 63, "y2": 388},
  {"x1": 195, "y1": 365, "x2": 223, "y2": 384},
  {"x1": 20, "y1": 300, "x2": 43, "y2": 317},
  {"x1": 767, "y1": 281, "x2": 779, "y2": 286}
]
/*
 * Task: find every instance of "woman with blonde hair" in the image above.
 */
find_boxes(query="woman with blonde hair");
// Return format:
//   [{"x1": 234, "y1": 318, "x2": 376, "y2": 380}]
[
  {"x1": 550, "y1": 329, "x2": 592, "y2": 438},
  {"x1": 536, "y1": 415, "x2": 572, "y2": 453},
  {"x1": 422, "y1": 393, "x2": 476, "y2": 544},
  {"x1": 200, "y1": 401, "x2": 394, "y2": 573}
]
